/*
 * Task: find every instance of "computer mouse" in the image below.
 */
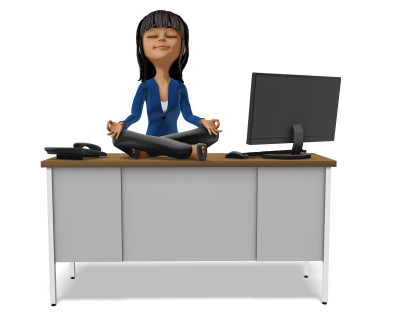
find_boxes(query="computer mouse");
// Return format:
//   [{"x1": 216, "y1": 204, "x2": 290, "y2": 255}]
[{"x1": 225, "y1": 151, "x2": 249, "y2": 159}]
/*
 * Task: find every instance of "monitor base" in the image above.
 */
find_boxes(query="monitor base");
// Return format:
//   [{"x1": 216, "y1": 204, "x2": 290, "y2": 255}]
[
  {"x1": 242, "y1": 124, "x2": 313, "y2": 160},
  {"x1": 261, "y1": 151, "x2": 311, "y2": 160},
  {"x1": 262, "y1": 124, "x2": 311, "y2": 159}
]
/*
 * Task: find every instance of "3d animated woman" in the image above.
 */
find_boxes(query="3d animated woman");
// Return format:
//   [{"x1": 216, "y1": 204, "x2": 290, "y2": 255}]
[{"x1": 106, "y1": 10, "x2": 222, "y2": 160}]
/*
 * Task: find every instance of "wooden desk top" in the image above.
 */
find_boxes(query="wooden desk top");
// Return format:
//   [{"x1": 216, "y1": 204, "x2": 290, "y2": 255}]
[{"x1": 41, "y1": 153, "x2": 336, "y2": 168}]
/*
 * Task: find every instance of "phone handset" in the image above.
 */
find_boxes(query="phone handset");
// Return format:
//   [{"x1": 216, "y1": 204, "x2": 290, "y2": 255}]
[{"x1": 73, "y1": 143, "x2": 102, "y2": 151}]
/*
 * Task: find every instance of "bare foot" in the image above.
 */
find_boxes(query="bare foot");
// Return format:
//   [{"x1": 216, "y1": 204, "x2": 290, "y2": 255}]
[
  {"x1": 189, "y1": 145, "x2": 197, "y2": 160},
  {"x1": 189, "y1": 144, "x2": 206, "y2": 160},
  {"x1": 132, "y1": 148, "x2": 149, "y2": 158}
]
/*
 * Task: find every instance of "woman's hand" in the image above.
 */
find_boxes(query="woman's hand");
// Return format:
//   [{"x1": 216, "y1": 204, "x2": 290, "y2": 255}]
[
  {"x1": 107, "y1": 120, "x2": 125, "y2": 139},
  {"x1": 199, "y1": 119, "x2": 222, "y2": 136}
]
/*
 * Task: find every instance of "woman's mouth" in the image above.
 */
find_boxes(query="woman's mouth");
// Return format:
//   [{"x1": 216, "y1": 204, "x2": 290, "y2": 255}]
[{"x1": 155, "y1": 46, "x2": 169, "y2": 50}]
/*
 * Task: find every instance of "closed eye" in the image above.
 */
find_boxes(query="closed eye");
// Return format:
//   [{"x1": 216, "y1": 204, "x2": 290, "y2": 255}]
[
  {"x1": 146, "y1": 36, "x2": 157, "y2": 38},
  {"x1": 166, "y1": 36, "x2": 178, "y2": 38}
]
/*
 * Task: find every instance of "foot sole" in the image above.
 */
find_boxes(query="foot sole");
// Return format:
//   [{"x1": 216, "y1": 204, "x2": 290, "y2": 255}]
[{"x1": 196, "y1": 143, "x2": 207, "y2": 161}]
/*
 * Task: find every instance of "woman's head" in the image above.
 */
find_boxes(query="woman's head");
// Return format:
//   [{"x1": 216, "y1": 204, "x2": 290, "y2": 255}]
[{"x1": 136, "y1": 10, "x2": 189, "y2": 83}]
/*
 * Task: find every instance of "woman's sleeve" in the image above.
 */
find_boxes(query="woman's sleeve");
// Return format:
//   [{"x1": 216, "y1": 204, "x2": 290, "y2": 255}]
[
  {"x1": 121, "y1": 83, "x2": 146, "y2": 130},
  {"x1": 180, "y1": 84, "x2": 204, "y2": 128}
]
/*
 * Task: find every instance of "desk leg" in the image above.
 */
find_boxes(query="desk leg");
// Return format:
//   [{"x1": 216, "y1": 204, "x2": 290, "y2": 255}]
[
  {"x1": 322, "y1": 167, "x2": 331, "y2": 305},
  {"x1": 70, "y1": 263, "x2": 75, "y2": 279},
  {"x1": 47, "y1": 168, "x2": 57, "y2": 306},
  {"x1": 303, "y1": 261, "x2": 309, "y2": 278}
]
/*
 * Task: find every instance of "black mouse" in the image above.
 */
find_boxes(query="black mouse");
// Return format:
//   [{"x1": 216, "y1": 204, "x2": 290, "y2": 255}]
[{"x1": 225, "y1": 151, "x2": 248, "y2": 159}]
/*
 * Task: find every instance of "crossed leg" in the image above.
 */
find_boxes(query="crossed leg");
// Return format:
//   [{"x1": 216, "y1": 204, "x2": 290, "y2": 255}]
[{"x1": 112, "y1": 127, "x2": 219, "y2": 160}]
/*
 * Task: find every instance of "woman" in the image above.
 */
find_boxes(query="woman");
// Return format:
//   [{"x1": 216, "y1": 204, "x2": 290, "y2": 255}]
[{"x1": 107, "y1": 10, "x2": 222, "y2": 160}]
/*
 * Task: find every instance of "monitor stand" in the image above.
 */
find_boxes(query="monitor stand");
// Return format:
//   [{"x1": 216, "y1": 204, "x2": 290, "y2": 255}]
[{"x1": 261, "y1": 124, "x2": 311, "y2": 160}]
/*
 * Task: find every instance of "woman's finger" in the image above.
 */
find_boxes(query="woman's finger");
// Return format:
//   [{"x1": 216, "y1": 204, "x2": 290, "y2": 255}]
[
  {"x1": 116, "y1": 131, "x2": 121, "y2": 140},
  {"x1": 107, "y1": 120, "x2": 113, "y2": 131},
  {"x1": 107, "y1": 132, "x2": 112, "y2": 136},
  {"x1": 206, "y1": 127, "x2": 212, "y2": 135},
  {"x1": 211, "y1": 119, "x2": 220, "y2": 129}
]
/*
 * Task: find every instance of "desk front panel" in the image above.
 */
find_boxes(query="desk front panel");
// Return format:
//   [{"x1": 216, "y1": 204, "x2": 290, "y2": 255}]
[
  {"x1": 257, "y1": 167, "x2": 325, "y2": 261},
  {"x1": 52, "y1": 168, "x2": 122, "y2": 262},
  {"x1": 121, "y1": 167, "x2": 257, "y2": 261},
  {"x1": 49, "y1": 165, "x2": 327, "y2": 263}
]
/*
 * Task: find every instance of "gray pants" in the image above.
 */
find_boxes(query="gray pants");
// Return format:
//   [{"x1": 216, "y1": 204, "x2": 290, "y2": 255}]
[{"x1": 113, "y1": 127, "x2": 219, "y2": 159}]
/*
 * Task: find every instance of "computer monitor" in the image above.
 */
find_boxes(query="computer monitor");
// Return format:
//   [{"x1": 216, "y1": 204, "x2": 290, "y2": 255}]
[{"x1": 246, "y1": 72, "x2": 341, "y2": 159}]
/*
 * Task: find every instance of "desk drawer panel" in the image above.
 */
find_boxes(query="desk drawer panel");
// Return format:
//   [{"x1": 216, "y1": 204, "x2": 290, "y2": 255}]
[
  {"x1": 257, "y1": 167, "x2": 325, "y2": 261},
  {"x1": 52, "y1": 168, "x2": 122, "y2": 262},
  {"x1": 122, "y1": 167, "x2": 257, "y2": 261}
]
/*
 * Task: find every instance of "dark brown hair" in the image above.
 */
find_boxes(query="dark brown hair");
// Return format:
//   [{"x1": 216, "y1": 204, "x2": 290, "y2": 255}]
[{"x1": 136, "y1": 10, "x2": 189, "y2": 83}]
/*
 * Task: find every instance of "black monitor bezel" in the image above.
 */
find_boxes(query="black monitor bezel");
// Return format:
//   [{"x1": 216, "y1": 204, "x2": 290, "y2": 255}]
[{"x1": 246, "y1": 72, "x2": 341, "y2": 145}]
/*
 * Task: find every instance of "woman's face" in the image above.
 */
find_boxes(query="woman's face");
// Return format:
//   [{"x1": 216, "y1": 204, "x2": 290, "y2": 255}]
[{"x1": 142, "y1": 27, "x2": 183, "y2": 67}]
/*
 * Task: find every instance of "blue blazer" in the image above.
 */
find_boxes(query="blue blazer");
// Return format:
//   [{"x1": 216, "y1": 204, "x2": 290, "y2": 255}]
[{"x1": 122, "y1": 78, "x2": 204, "y2": 136}]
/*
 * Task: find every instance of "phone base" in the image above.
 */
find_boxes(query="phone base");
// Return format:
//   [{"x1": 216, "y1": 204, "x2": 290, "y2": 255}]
[{"x1": 57, "y1": 154, "x2": 84, "y2": 160}]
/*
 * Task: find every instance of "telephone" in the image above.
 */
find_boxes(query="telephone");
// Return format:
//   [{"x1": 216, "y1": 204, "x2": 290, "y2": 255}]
[{"x1": 44, "y1": 142, "x2": 107, "y2": 160}]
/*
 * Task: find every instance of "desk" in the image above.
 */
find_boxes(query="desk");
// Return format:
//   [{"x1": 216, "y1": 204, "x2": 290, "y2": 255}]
[{"x1": 41, "y1": 153, "x2": 336, "y2": 305}]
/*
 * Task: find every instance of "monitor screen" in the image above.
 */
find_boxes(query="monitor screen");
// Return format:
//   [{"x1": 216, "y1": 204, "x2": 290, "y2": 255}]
[{"x1": 247, "y1": 73, "x2": 341, "y2": 145}]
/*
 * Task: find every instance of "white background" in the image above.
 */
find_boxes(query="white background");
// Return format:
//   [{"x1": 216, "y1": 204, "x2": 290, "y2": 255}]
[{"x1": 1, "y1": 0, "x2": 399, "y2": 323}]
